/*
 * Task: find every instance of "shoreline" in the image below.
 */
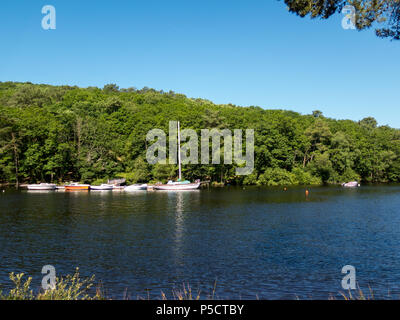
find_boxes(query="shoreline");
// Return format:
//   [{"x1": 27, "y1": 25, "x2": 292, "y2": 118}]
[{"x1": 1, "y1": 181, "x2": 397, "y2": 189}]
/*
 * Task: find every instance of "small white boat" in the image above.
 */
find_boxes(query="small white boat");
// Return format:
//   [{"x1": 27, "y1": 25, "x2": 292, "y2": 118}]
[
  {"x1": 90, "y1": 184, "x2": 114, "y2": 191},
  {"x1": 27, "y1": 183, "x2": 57, "y2": 190},
  {"x1": 342, "y1": 181, "x2": 360, "y2": 188},
  {"x1": 125, "y1": 184, "x2": 148, "y2": 191}
]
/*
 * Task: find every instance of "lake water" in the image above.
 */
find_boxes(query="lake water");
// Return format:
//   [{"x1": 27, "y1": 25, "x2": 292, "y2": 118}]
[{"x1": 1, "y1": 185, "x2": 400, "y2": 299}]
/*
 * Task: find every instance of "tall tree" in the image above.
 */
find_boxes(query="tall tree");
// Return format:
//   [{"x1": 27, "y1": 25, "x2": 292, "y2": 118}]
[{"x1": 0, "y1": 114, "x2": 21, "y2": 186}]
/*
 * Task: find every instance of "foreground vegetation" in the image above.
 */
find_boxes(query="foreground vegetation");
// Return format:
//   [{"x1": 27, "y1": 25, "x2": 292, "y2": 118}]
[
  {"x1": 0, "y1": 269, "x2": 103, "y2": 300},
  {"x1": 0, "y1": 269, "x2": 211, "y2": 300},
  {"x1": 0, "y1": 269, "x2": 380, "y2": 300},
  {"x1": 1, "y1": 82, "x2": 399, "y2": 186}
]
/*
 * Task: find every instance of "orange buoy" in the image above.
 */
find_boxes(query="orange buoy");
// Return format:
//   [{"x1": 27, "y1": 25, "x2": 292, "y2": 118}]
[{"x1": 305, "y1": 189, "x2": 309, "y2": 197}]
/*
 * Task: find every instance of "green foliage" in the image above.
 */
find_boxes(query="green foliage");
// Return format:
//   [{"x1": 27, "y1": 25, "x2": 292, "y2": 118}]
[
  {"x1": 116, "y1": 157, "x2": 150, "y2": 184},
  {"x1": 258, "y1": 168, "x2": 296, "y2": 186},
  {"x1": 151, "y1": 163, "x2": 177, "y2": 183},
  {"x1": 242, "y1": 172, "x2": 258, "y2": 185},
  {"x1": 283, "y1": 0, "x2": 400, "y2": 40},
  {"x1": 0, "y1": 81, "x2": 399, "y2": 186},
  {"x1": 91, "y1": 178, "x2": 108, "y2": 186},
  {"x1": 3, "y1": 272, "x2": 34, "y2": 300},
  {"x1": 292, "y1": 167, "x2": 322, "y2": 185},
  {"x1": 130, "y1": 156, "x2": 151, "y2": 183},
  {"x1": 37, "y1": 268, "x2": 99, "y2": 300},
  {"x1": 308, "y1": 152, "x2": 334, "y2": 183},
  {"x1": 0, "y1": 268, "x2": 103, "y2": 300}
]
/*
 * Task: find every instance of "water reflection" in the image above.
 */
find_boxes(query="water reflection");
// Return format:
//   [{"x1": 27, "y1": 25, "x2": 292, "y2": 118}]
[
  {"x1": 26, "y1": 190, "x2": 56, "y2": 194},
  {"x1": 174, "y1": 192, "x2": 184, "y2": 266},
  {"x1": 165, "y1": 191, "x2": 202, "y2": 270}
]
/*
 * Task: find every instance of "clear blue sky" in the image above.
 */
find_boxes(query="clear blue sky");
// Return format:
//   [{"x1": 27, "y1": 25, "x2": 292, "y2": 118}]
[{"x1": 0, "y1": 0, "x2": 399, "y2": 127}]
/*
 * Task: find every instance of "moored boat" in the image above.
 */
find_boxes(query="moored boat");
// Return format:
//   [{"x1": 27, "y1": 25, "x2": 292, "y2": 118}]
[
  {"x1": 342, "y1": 181, "x2": 360, "y2": 187},
  {"x1": 64, "y1": 183, "x2": 90, "y2": 191},
  {"x1": 90, "y1": 184, "x2": 114, "y2": 191},
  {"x1": 153, "y1": 181, "x2": 201, "y2": 191},
  {"x1": 27, "y1": 183, "x2": 57, "y2": 190},
  {"x1": 153, "y1": 121, "x2": 201, "y2": 191},
  {"x1": 124, "y1": 184, "x2": 148, "y2": 191}
]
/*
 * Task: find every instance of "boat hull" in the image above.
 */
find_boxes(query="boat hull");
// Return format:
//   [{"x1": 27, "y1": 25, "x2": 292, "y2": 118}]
[
  {"x1": 125, "y1": 184, "x2": 148, "y2": 191},
  {"x1": 90, "y1": 185, "x2": 113, "y2": 191},
  {"x1": 65, "y1": 186, "x2": 90, "y2": 191},
  {"x1": 27, "y1": 184, "x2": 56, "y2": 190},
  {"x1": 342, "y1": 182, "x2": 360, "y2": 187},
  {"x1": 153, "y1": 183, "x2": 200, "y2": 191}
]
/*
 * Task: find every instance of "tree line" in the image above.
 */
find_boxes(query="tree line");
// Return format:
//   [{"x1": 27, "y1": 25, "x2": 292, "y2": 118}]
[{"x1": 0, "y1": 82, "x2": 399, "y2": 186}]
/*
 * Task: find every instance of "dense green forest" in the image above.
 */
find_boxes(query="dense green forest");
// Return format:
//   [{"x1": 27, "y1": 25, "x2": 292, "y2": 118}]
[{"x1": 0, "y1": 81, "x2": 399, "y2": 186}]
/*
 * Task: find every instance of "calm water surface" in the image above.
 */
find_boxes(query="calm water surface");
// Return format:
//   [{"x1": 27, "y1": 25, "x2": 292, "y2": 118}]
[{"x1": 1, "y1": 185, "x2": 400, "y2": 299}]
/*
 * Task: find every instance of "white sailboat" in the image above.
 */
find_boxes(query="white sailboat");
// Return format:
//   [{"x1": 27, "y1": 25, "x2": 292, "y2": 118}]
[
  {"x1": 153, "y1": 121, "x2": 201, "y2": 191},
  {"x1": 153, "y1": 181, "x2": 200, "y2": 191}
]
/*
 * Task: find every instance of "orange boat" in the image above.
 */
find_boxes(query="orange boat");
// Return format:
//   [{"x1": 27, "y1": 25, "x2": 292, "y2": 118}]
[{"x1": 64, "y1": 183, "x2": 90, "y2": 191}]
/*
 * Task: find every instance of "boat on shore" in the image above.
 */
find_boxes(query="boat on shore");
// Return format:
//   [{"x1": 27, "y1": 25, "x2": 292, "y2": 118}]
[
  {"x1": 342, "y1": 181, "x2": 360, "y2": 188},
  {"x1": 125, "y1": 184, "x2": 148, "y2": 191},
  {"x1": 64, "y1": 183, "x2": 90, "y2": 191},
  {"x1": 27, "y1": 183, "x2": 57, "y2": 191},
  {"x1": 90, "y1": 184, "x2": 114, "y2": 191}
]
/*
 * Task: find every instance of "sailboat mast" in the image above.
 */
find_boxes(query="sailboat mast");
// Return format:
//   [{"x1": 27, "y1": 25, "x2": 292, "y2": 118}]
[{"x1": 177, "y1": 121, "x2": 182, "y2": 180}]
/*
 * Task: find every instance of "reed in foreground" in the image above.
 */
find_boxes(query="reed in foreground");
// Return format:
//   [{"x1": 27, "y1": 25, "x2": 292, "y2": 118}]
[
  {"x1": 0, "y1": 268, "x2": 105, "y2": 300},
  {"x1": 0, "y1": 270, "x2": 386, "y2": 300}
]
